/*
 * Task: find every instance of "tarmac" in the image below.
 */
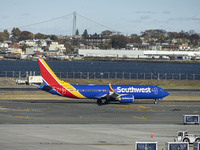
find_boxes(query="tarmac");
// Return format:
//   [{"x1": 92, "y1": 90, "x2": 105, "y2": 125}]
[
  {"x1": 0, "y1": 124, "x2": 199, "y2": 150},
  {"x1": 0, "y1": 88, "x2": 200, "y2": 150}
]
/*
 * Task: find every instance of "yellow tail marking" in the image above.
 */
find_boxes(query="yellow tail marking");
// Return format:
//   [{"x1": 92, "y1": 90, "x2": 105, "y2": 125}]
[
  {"x1": 62, "y1": 82, "x2": 86, "y2": 98},
  {"x1": 40, "y1": 59, "x2": 86, "y2": 98}
]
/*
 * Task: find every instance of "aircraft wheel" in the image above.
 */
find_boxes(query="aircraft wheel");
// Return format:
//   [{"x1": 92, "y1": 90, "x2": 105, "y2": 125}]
[
  {"x1": 97, "y1": 99, "x2": 102, "y2": 105},
  {"x1": 154, "y1": 101, "x2": 158, "y2": 104},
  {"x1": 105, "y1": 100, "x2": 110, "y2": 104},
  {"x1": 183, "y1": 138, "x2": 190, "y2": 143},
  {"x1": 195, "y1": 138, "x2": 200, "y2": 142}
]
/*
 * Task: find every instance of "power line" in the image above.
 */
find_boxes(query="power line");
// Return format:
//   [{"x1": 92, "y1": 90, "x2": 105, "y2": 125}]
[
  {"x1": 2, "y1": 13, "x2": 73, "y2": 30},
  {"x1": 18, "y1": 13, "x2": 73, "y2": 29},
  {"x1": 77, "y1": 13, "x2": 120, "y2": 34}
]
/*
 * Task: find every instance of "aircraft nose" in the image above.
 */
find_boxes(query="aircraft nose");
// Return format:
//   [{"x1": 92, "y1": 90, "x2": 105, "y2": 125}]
[{"x1": 164, "y1": 91, "x2": 169, "y2": 97}]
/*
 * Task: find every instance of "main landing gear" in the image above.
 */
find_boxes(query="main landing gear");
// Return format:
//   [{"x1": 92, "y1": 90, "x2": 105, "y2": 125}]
[
  {"x1": 97, "y1": 99, "x2": 110, "y2": 105},
  {"x1": 97, "y1": 99, "x2": 102, "y2": 105}
]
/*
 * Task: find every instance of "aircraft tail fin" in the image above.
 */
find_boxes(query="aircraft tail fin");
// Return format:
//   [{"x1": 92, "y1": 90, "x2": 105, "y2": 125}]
[{"x1": 37, "y1": 59, "x2": 61, "y2": 86}]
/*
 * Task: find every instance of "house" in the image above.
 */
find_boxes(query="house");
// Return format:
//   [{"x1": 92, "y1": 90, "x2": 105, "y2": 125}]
[
  {"x1": 34, "y1": 52, "x2": 43, "y2": 58},
  {"x1": 0, "y1": 42, "x2": 8, "y2": 48},
  {"x1": 11, "y1": 48, "x2": 22, "y2": 54},
  {"x1": 49, "y1": 42, "x2": 66, "y2": 52},
  {"x1": 44, "y1": 50, "x2": 61, "y2": 56},
  {"x1": 84, "y1": 34, "x2": 111, "y2": 47},
  {"x1": 9, "y1": 44, "x2": 19, "y2": 49},
  {"x1": 26, "y1": 46, "x2": 43, "y2": 55},
  {"x1": 24, "y1": 40, "x2": 37, "y2": 47},
  {"x1": 179, "y1": 45, "x2": 190, "y2": 50}
]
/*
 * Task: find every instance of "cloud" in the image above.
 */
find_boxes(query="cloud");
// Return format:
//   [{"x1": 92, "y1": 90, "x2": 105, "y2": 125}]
[
  {"x1": 21, "y1": 13, "x2": 31, "y2": 18},
  {"x1": 135, "y1": 11, "x2": 155, "y2": 14},
  {"x1": 193, "y1": 14, "x2": 200, "y2": 20},
  {"x1": 1, "y1": 16, "x2": 9, "y2": 20},
  {"x1": 163, "y1": 11, "x2": 171, "y2": 14},
  {"x1": 168, "y1": 17, "x2": 192, "y2": 22},
  {"x1": 140, "y1": 15, "x2": 151, "y2": 20}
]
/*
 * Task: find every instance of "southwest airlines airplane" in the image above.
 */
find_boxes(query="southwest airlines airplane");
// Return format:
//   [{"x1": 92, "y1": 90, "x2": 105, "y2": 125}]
[{"x1": 37, "y1": 59, "x2": 169, "y2": 104}]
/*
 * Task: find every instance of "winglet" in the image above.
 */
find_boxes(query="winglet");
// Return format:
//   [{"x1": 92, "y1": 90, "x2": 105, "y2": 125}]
[{"x1": 109, "y1": 83, "x2": 114, "y2": 92}]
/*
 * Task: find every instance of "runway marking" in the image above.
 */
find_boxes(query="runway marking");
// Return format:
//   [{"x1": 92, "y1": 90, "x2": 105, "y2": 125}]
[
  {"x1": 16, "y1": 116, "x2": 31, "y2": 119},
  {"x1": 132, "y1": 116, "x2": 147, "y2": 120},
  {"x1": 12, "y1": 108, "x2": 43, "y2": 112},
  {"x1": 0, "y1": 106, "x2": 9, "y2": 112},
  {"x1": 112, "y1": 105, "x2": 151, "y2": 110},
  {"x1": 193, "y1": 111, "x2": 199, "y2": 113},
  {"x1": 138, "y1": 106, "x2": 151, "y2": 109}
]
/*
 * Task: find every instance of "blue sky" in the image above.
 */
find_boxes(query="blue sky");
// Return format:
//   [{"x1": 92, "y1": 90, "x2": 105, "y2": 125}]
[{"x1": 0, "y1": 0, "x2": 200, "y2": 35}]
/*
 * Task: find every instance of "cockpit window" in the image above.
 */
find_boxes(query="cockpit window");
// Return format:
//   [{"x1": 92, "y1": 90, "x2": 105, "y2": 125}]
[{"x1": 160, "y1": 89, "x2": 164, "y2": 91}]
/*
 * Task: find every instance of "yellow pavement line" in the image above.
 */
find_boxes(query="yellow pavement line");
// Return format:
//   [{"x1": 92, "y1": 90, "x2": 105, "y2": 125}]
[
  {"x1": 132, "y1": 116, "x2": 147, "y2": 120},
  {"x1": 193, "y1": 111, "x2": 199, "y2": 113},
  {"x1": 16, "y1": 116, "x2": 31, "y2": 119},
  {"x1": 138, "y1": 106, "x2": 151, "y2": 109}
]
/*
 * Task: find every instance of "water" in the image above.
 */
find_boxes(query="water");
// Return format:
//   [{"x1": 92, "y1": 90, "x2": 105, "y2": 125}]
[{"x1": 0, "y1": 60, "x2": 200, "y2": 74}]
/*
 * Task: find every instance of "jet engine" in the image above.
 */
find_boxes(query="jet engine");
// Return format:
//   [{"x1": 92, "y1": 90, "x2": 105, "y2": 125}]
[{"x1": 119, "y1": 95, "x2": 134, "y2": 103}]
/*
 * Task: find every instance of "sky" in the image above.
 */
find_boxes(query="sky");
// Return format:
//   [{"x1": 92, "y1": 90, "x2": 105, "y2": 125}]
[{"x1": 0, "y1": 0, "x2": 200, "y2": 36}]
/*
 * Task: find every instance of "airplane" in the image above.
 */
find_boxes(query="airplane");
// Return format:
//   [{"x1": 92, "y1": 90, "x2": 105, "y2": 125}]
[{"x1": 37, "y1": 59, "x2": 169, "y2": 105}]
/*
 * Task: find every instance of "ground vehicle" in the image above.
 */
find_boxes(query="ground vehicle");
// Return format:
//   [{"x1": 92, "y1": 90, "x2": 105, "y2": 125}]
[{"x1": 174, "y1": 131, "x2": 200, "y2": 144}]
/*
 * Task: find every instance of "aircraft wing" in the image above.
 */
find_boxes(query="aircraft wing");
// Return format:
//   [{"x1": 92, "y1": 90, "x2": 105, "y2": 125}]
[{"x1": 101, "y1": 84, "x2": 120, "y2": 100}]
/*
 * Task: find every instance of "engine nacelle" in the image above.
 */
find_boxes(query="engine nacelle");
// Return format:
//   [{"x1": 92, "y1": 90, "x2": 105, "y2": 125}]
[{"x1": 120, "y1": 95, "x2": 134, "y2": 103}]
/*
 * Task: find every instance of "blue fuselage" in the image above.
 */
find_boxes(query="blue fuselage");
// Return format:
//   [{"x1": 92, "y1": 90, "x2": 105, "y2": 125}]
[{"x1": 73, "y1": 84, "x2": 169, "y2": 100}]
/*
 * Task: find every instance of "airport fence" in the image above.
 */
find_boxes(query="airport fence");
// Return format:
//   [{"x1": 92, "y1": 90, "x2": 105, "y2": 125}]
[{"x1": 0, "y1": 71, "x2": 200, "y2": 81}]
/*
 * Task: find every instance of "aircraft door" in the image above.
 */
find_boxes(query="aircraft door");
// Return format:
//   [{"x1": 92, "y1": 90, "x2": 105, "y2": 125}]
[
  {"x1": 62, "y1": 88, "x2": 66, "y2": 95},
  {"x1": 154, "y1": 87, "x2": 158, "y2": 95}
]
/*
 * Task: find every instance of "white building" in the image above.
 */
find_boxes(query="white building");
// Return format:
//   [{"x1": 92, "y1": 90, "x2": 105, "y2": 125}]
[
  {"x1": 26, "y1": 47, "x2": 43, "y2": 55},
  {"x1": 179, "y1": 45, "x2": 190, "y2": 50},
  {"x1": 78, "y1": 49, "x2": 147, "y2": 58},
  {"x1": 11, "y1": 48, "x2": 22, "y2": 54},
  {"x1": 0, "y1": 42, "x2": 8, "y2": 48},
  {"x1": 19, "y1": 40, "x2": 37, "y2": 47},
  {"x1": 49, "y1": 42, "x2": 66, "y2": 52}
]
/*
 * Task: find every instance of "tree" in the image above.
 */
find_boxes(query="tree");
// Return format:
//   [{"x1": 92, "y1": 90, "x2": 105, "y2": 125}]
[
  {"x1": 101, "y1": 30, "x2": 113, "y2": 36},
  {"x1": 190, "y1": 33, "x2": 200, "y2": 46},
  {"x1": 64, "y1": 42, "x2": 74, "y2": 53},
  {"x1": 0, "y1": 32, "x2": 5, "y2": 42},
  {"x1": 82, "y1": 29, "x2": 88, "y2": 38},
  {"x1": 3, "y1": 30, "x2": 10, "y2": 40},
  {"x1": 75, "y1": 29, "x2": 79, "y2": 35},
  {"x1": 35, "y1": 33, "x2": 45, "y2": 39},
  {"x1": 111, "y1": 34, "x2": 129, "y2": 49},
  {"x1": 98, "y1": 43, "x2": 111, "y2": 49},
  {"x1": 19, "y1": 31, "x2": 34, "y2": 41},
  {"x1": 167, "y1": 32, "x2": 179, "y2": 39},
  {"x1": 49, "y1": 34, "x2": 58, "y2": 41},
  {"x1": 0, "y1": 30, "x2": 10, "y2": 42},
  {"x1": 130, "y1": 34, "x2": 142, "y2": 44},
  {"x1": 19, "y1": 44, "x2": 28, "y2": 52},
  {"x1": 11, "y1": 27, "x2": 21, "y2": 42},
  {"x1": 72, "y1": 38, "x2": 80, "y2": 46}
]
